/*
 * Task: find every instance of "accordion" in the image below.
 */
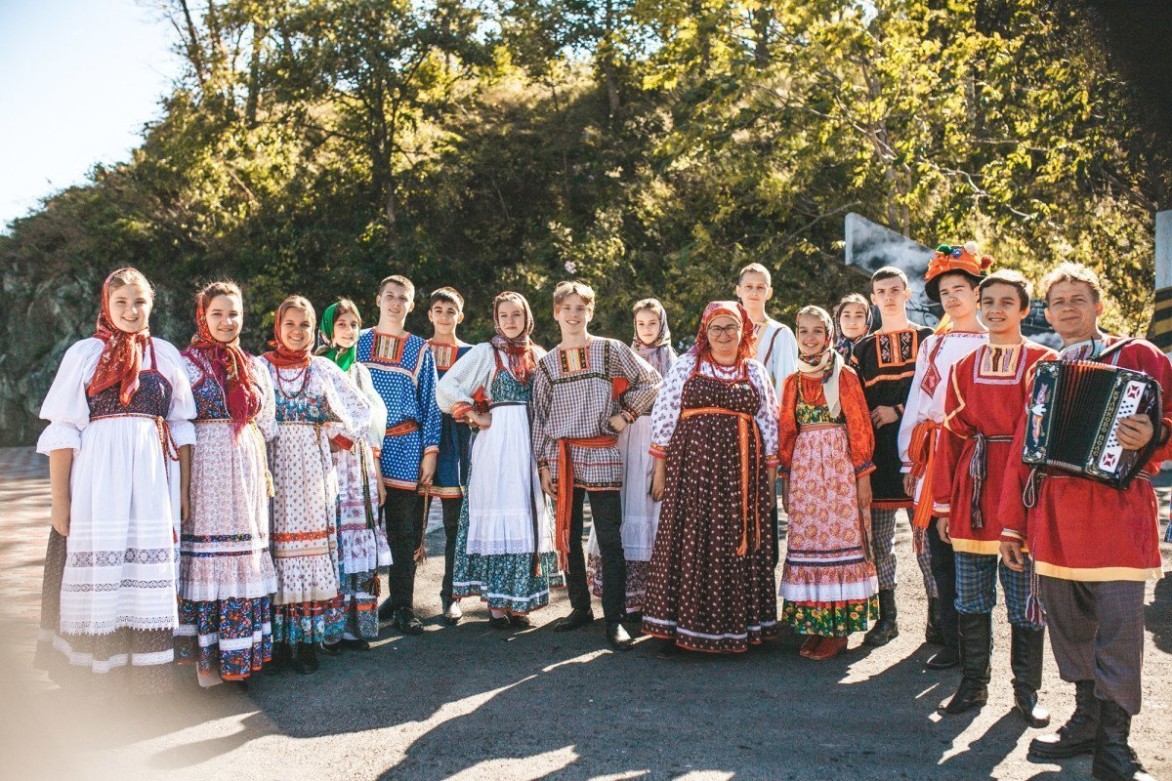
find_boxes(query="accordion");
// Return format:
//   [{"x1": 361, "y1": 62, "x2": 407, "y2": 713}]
[{"x1": 1022, "y1": 359, "x2": 1162, "y2": 488}]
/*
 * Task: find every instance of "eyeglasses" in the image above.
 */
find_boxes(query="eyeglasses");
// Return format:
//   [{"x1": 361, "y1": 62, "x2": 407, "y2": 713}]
[{"x1": 706, "y1": 324, "x2": 742, "y2": 337}]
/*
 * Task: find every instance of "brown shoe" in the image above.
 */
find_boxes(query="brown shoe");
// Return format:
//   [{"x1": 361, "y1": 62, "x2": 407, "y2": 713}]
[{"x1": 807, "y1": 636, "x2": 848, "y2": 661}]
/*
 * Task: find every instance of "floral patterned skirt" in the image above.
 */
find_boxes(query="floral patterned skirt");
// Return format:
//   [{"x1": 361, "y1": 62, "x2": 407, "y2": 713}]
[
  {"x1": 452, "y1": 496, "x2": 560, "y2": 613},
  {"x1": 780, "y1": 425, "x2": 879, "y2": 637},
  {"x1": 586, "y1": 557, "x2": 649, "y2": 614},
  {"x1": 177, "y1": 596, "x2": 272, "y2": 686},
  {"x1": 272, "y1": 598, "x2": 344, "y2": 645}
]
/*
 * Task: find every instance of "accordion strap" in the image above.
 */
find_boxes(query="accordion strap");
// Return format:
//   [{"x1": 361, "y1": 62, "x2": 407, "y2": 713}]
[{"x1": 1095, "y1": 337, "x2": 1132, "y2": 362}]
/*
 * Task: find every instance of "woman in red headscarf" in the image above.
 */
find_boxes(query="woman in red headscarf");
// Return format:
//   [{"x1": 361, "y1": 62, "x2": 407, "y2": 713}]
[
  {"x1": 176, "y1": 280, "x2": 278, "y2": 688},
  {"x1": 434, "y1": 292, "x2": 561, "y2": 626},
  {"x1": 35, "y1": 267, "x2": 197, "y2": 694},
  {"x1": 641, "y1": 301, "x2": 780, "y2": 655},
  {"x1": 260, "y1": 295, "x2": 371, "y2": 675}
]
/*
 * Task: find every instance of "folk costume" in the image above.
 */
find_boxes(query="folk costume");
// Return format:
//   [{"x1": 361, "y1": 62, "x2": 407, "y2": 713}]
[
  {"x1": 422, "y1": 336, "x2": 473, "y2": 618},
  {"x1": 587, "y1": 300, "x2": 678, "y2": 615},
  {"x1": 897, "y1": 244, "x2": 990, "y2": 662},
  {"x1": 531, "y1": 333, "x2": 661, "y2": 629},
  {"x1": 850, "y1": 321, "x2": 934, "y2": 646},
  {"x1": 355, "y1": 326, "x2": 441, "y2": 628},
  {"x1": 1000, "y1": 334, "x2": 1172, "y2": 779},
  {"x1": 319, "y1": 303, "x2": 392, "y2": 644},
  {"x1": 642, "y1": 302, "x2": 780, "y2": 653},
  {"x1": 932, "y1": 339, "x2": 1056, "y2": 723},
  {"x1": 778, "y1": 337, "x2": 878, "y2": 656},
  {"x1": 436, "y1": 294, "x2": 559, "y2": 617},
  {"x1": 752, "y1": 316, "x2": 799, "y2": 402},
  {"x1": 177, "y1": 300, "x2": 278, "y2": 686},
  {"x1": 35, "y1": 273, "x2": 197, "y2": 693},
  {"x1": 263, "y1": 315, "x2": 372, "y2": 660}
]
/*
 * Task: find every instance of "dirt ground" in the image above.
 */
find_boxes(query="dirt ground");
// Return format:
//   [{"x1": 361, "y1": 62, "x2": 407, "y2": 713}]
[{"x1": 1, "y1": 446, "x2": 1169, "y2": 781}]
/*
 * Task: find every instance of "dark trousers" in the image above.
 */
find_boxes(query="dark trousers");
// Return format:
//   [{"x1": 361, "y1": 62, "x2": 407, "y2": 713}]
[
  {"x1": 440, "y1": 496, "x2": 462, "y2": 604},
  {"x1": 384, "y1": 487, "x2": 425, "y2": 611},
  {"x1": 1038, "y1": 576, "x2": 1146, "y2": 714},
  {"x1": 928, "y1": 520, "x2": 959, "y2": 652},
  {"x1": 565, "y1": 488, "x2": 626, "y2": 622}
]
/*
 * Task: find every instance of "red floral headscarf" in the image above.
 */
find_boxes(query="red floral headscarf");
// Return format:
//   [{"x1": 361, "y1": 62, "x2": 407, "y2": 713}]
[
  {"x1": 491, "y1": 291, "x2": 537, "y2": 384},
  {"x1": 691, "y1": 300, "x2": 756, "y2": 366},
  {"x1": 87, "y1": 269, "x2": 153, "y2": 407},
  {"x1": 184, "y1": 291, "x2": 263, "y2": 435},
  {"x1": 263, "y1": 298, "x2": 315, "y2": 369}
]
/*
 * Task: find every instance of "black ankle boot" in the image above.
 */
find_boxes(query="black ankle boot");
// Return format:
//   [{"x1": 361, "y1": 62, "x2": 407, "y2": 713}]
[
  {"x1": 1010, "y1": 625, "x2": 1050, "y2": 728},
  {"x1": 1092, "y1": 699, "x2": 1155, "y2": 781},
  {"x1": 942, "y1": 612, "x2": 991, "y2": 715},
  {"x1": 292, "y1": 642, "x2": 319, "y2": 675},
  {"x1": 1030, "y1": 679, "x2": 1100, "y2": 759},
  {"x1": 264, "y1": 642, "x2": 291, "y2": 675},
  {"x1": 925, "y1": 597, "x2": 945, "y2": 645},
  {"x1": 864, "y1": 589, "x2": 899, "y2": 647}
]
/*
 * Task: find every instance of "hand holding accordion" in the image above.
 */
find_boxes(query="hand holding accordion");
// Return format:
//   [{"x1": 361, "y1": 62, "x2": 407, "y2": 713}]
[{"x1": 1022, "y1": 358, "x2": 1163, "y2": 490}]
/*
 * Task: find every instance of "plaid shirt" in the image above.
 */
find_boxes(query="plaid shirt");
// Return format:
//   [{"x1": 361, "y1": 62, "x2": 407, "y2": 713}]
[{"x1": 531, "y1": 337, "x2": 661, "y2": 489}]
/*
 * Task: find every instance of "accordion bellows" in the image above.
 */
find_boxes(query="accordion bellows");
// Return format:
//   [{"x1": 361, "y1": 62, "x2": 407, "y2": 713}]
[{"x1": 1022, "y1": 359, "x2": 1162, "y2": 489}]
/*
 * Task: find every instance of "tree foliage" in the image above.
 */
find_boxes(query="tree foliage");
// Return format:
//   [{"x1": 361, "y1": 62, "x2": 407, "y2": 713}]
[{"x1": 1, "y1": 0, "x2": 1167, "y2": 443}]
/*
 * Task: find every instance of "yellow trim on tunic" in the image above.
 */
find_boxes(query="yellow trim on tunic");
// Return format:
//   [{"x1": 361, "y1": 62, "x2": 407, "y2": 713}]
[{"x1": 1034, "y1": 562, "x2": 1163, "y2": 582}]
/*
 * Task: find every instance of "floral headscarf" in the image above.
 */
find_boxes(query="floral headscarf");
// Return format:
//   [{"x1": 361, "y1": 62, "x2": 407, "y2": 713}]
[{"x1": 87, "y1": 269, "x2": 153, "y2": 407}]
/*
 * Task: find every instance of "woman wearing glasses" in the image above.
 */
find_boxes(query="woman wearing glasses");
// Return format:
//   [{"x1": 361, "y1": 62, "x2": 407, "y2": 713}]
[{"x1": 641, "y1": 301, "x2": 780, "y2": 655}]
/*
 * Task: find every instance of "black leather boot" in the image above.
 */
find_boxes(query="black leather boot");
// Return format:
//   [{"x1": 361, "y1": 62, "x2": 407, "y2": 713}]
[
  {"x1": 925, "y1": 597, "x2": 945, "y2": 645},
  {"x1": 291, "y1": 642, "x2": 319, "y2": 675},
  {"x1": 1092, "y1": 699, "x2": 1156, "y2": 781},
  {"x1": 1030, "y1": 679, "x2": 1100, "y2": 759},
  {"x1": 264, "y1": 641, "x2": 291, "y2": 675},
  {"x1": 1010, "y1": 625, "x2": 1050, "y2": 728},
  {"x1": 864, "y1": 589, "x2": 899, "y2": 647},
  {"x1": 942, "y1": 612, "x2": 991, "y2": 715},
  {"x1": 554, "y1": 608, "x2": 595, "y2": 632}
]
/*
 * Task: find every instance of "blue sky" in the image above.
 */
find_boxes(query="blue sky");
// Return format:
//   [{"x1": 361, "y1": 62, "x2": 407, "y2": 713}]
[{"x1": 0, "y1": 0, "x2": 178, "y2": 231}]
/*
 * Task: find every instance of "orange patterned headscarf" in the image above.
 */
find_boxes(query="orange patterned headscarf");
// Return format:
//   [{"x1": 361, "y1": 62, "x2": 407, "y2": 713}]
[
  {"x1": 692, "y1": 300, "x2": 756, "y2": 366},
  {"x1": 87, "y1": 269, "x2": 153, "y2": 406}
]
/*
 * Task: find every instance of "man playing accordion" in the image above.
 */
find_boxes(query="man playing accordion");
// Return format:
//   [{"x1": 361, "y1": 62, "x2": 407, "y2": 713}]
[{"x1": 1000, "y1": 262, "x2": 1171, "y2": 781}]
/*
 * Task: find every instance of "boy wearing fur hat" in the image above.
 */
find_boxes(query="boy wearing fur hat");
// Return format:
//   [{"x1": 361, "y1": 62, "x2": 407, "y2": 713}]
[{"x1": 897, "y1": 243, "x2": 989, "y2": 669}]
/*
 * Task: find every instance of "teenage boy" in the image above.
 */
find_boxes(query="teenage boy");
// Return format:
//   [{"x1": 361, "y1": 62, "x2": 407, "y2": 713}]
[
  {"x1": 422, "y1": 287, "x2": 473, "y2": 625},
  {"x1": 531, "y1": 281, "x2": 661, "y2": 651},
  {"x1": 735, "y1": 263, "x2": 798, "y2": 567},
  {"x1": 849, "y1": 267, "x2": 934, "y2": 647},
  {"x1": 1000, "y1": 263, "x2": 1172, "y2": 781},
  {"x1": 931, "y1": 270, "x2": 1055, "y2": 726},
  {"x1": 357, "y1": 275, "x2": 441, "y2": 635},
  {"x1": 734, "y1": 263, "x2": 798, "y2": 400},
  {"x1": 897, "y1": 243, "x2": 989, "y2": 669}
]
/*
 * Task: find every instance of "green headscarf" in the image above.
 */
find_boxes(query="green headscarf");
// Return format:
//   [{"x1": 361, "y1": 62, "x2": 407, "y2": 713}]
[{"x1": 319, "y1": 301, "x2": 358, "y2": 372}]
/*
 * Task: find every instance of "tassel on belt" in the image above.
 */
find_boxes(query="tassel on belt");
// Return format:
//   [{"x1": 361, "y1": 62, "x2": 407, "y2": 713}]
[
  {"x1": 967, "y1": 434, "x2": 1013, "y2": 530},
  {"x1": 554, "y1": 435, "x2": 618, "y2": 566},
  {"x1": 908, "y1": 420, "x2": 940, "y2": 529},
  {"x1": 680, "y1": 406, "x2": 762, "y2": 556}
]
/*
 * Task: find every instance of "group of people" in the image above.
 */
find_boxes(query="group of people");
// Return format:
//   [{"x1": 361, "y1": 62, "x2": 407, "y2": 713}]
[{"x1": 33, "y1": 247, "x2": 1168, "y2": 781}]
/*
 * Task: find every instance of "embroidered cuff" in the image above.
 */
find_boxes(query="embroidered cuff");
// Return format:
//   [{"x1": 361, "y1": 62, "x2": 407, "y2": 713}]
[
  {"x1": 854, "y1": 460, "x2": 876, "y2": 477},
  {"x1": 933, "y1": 502, "x2": 950, "y2": 516},
  {"x1": 621, "y1": 404, "x2": 639, "y2": 422},
  {"x1": 451, "y1": 402, "x2": 473, "y2": 421},
  {"x1": 900, "y1": 462, "x2": 912, "y2": 473},
  {"x1": 649, "y1": 443, "x2": 668, "y2": 460},
  {"x1": 331, "y1": 434, "x2": 355, "y2": 451},
  {"x1": 1000, "y1": 529, "x2": 1025, "y2": 542},
  {"x1": 423, "y1": 445, "x2": 440, "y2": 457},
  {"x1": 764, "y1": 452, "x2": 780, "y2": 468}
]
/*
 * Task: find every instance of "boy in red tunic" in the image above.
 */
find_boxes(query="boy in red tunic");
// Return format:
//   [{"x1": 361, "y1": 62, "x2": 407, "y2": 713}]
[
  {"x1": 932, "y1": 270, "x2": 1055, "y2": 726},
  {"x1": 1000, "y1": 263, "x2": 1170, "y2": 781}
]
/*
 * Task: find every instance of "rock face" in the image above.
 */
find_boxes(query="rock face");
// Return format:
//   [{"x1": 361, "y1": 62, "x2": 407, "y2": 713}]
[{"x1": 0, "y1": 266, "x2": 190, "y2": 448}]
